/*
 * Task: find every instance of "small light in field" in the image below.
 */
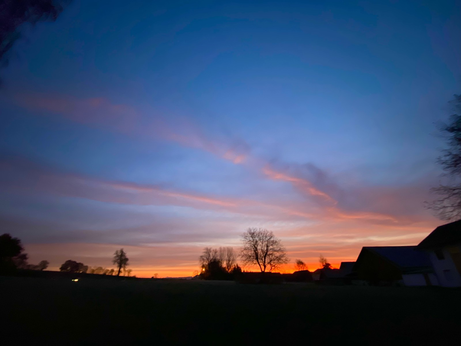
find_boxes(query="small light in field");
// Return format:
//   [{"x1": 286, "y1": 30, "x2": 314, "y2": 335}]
[{"x1": 72, "y1": 278, "x2": 79, "y2": 282}]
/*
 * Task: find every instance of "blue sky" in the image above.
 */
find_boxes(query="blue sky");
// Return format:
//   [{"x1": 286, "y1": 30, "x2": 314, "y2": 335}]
[{"x1": 0, "y1": 0, "x2": 460, "y2": 276}]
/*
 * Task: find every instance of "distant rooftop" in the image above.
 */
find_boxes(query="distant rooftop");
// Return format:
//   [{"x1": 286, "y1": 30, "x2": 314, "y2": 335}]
[
  {"x1": 418, "y1": 220, "x2": 461, "y2": 249},
  {"x1": 339, "y1": 262, "x2": 355, "y2": 275}
]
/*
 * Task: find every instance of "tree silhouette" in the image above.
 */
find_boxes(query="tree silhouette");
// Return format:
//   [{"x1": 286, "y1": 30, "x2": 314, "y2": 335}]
[
  {"x1": 219, "y1": 247, "x2": 237, "y2": 272},
  {"x1": 198, "y1": 247, "x2": 232, "y2": 280},
  {"x1": 88, "y1": 266, "x2": 109, "y2": 275},
  {"x1": 199, "y1": 247, "x2": 219, "y2": 270},
  {"x1": 0, "y1": 0, "x2": 70, "y2": 67},
  {"x1": 240, "y1": 228, "x2": 288, "y2": 272},
  {"x1": 59, "y1": 260, "x2": 86, "y2": 273},
  {"x1": 37, "y1": 260, "x2": 49, "y2": 271},
  {"x1": 428, "y1": 94, "x2": 461, "y2": 220},
  {"x1": 113, "y1": 249, "x2": 129, "y2": 276},
  {"x1": 295, "y1": 259, "x2": 307, "y2": 271},
  {"x1": 12, "y1": 253, "x2": 29, "y2": 269},
  {"x1": 0, "y1": 233, "x2": 28, "y2": 273},
  {"x1": 319, "y1": 255, "x2": 331, "y2": 269}
]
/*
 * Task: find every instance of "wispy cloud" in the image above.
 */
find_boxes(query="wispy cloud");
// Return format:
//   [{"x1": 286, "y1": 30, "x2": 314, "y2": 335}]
[
  {"x1": 2, "y1": 152, "x2": 416, "y2": 232},
  {"x1": 11, "y1": 92, "x2": 250, "y2": 164},
  {"x1": 0, "y1": 154, "x2": 241, "y2": 210},
  {"x1": 259, "y1": 161, "x2": 434, "y2": 225},
  {"x1": 18, "y1": 93, "x2": 140, "y2": 133},
  {"x1": 262, "y1": 166, "x2": 337, "y2": 203}
]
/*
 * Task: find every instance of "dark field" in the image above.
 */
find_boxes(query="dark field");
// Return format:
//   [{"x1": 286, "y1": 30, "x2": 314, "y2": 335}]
[{"x1": 2, "y1": 277, "x2": 461, "y2": 345}]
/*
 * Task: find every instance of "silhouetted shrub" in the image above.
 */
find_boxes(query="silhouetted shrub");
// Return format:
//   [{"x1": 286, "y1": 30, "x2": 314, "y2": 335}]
[{"x1": 200, "y1": 259, "x2": 230, "y2": 280}]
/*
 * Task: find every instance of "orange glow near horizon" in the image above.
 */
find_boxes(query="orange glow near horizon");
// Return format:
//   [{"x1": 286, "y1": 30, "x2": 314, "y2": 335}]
[
  {"x1": 23, "y1": 217, "x2": 439, "y2": 279},
  {"x1": 89, "y1": 261, "x2": 346, "y2": 278}
]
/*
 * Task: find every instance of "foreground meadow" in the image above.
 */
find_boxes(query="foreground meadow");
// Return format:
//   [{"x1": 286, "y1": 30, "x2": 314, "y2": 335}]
[{"x1": 2, "y1": 276, "x2": 461, "y2": 345}]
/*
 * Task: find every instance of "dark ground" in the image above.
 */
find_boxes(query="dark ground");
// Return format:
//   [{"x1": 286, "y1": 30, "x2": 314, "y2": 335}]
[{"x1": 2, "y1": 276, "x2": 461, "y2": 345}]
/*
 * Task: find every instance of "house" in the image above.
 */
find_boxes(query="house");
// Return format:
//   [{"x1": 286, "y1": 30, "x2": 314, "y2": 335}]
[
  {"x1": 353, "y1": 246, "x2": 436, "y2": 286},
  {"x1": 417, "y1": 220, "x2": 461, "y2": 287},
  {"x1": 312, "y1": 262, "x2": 356, "y2": 285},
  {"x1": 320, "y1": 267, "x2": 343, "y2": 283},
  {"x1": 282, "y1": 270, "x2": 313, "y2": 282},
  {"x1": 312, "y1": 268, "x2": 322, "y2": 281}
]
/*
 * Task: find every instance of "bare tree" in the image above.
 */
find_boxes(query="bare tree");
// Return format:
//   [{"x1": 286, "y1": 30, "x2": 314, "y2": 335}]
[
  {"x1": 113, "y1": 249, "x2": 129, "y2": 276},
  {"x1": 199, "y1": 247, "x2": 220, "y2": 269},
  {"x1": 219, "y1": 247, "x2": 237, "y2": 272},
  {"x1": 428, "y1": 94, "x2": 461, "y2": 220},
  {"x1": 240, "y1": 228, "x2": 288, "y2": 272},
  {"x1": 319, "y1": 254, "x2": 331, "y2": 269},
  {"x1": 295, "y1": 259, "x2": 307, "y2": 271}
]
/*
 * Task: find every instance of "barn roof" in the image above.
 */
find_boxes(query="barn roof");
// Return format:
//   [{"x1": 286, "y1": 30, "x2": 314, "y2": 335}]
[
  {"x1": 362, "y1": 246, "x2": 431, "y2": 270},
  {"x1": 417, "y1": 220, "x2": 461, "y2": 249}
]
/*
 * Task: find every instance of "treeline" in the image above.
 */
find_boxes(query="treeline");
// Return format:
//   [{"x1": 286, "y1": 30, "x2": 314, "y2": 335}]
[
  {"x1": 59, "y1": 258, "x2": 132, "y2": 276},
  {"x1": 0, "y1": 233, "x2": 131, "y2": 277},
  {"x1": 0, "y1": 234, "x2": 49, "y2": 274},
  {"x1": 52, "y1": 249, "x2": 131, "y2": 276}
]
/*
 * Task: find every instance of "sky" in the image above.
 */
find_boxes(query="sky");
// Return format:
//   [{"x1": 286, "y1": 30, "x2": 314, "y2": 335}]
[{"x1": 0, "y1": 0, "x2": 460, "y2": 277}]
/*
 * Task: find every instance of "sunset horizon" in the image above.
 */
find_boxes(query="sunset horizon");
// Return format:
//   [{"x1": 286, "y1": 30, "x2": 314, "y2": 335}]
[{"x1": 1, "y1": 0, "x2": 459, "y2": 278}]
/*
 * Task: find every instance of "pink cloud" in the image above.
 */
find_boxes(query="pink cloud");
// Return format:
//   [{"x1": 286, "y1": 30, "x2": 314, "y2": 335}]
[
  {"x1": 0, "y1": 156, "x2": 290, "y2": 221},
  {"x1": 17, "y1": 93, "x2": 140, "y2": 134},
  {"x1": 260, "y1": 163, "x2": 434, "y2": 225},
  {"x1": 262, "y1": 166, "x2": 337, "y2": 203},
  {"x1": 13, "y1": 92, "x2": 249, "y2": 164}
]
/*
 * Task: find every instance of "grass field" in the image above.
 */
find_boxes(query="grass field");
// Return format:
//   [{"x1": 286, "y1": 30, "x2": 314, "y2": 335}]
[{"x1": 2, "y1": 276, "x2": 461, "y2": 345}]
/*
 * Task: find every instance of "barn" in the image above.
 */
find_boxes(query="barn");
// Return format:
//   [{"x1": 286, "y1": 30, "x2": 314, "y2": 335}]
[{"x1": 353, "y1": 246, "x2": 436, "y2": 286}]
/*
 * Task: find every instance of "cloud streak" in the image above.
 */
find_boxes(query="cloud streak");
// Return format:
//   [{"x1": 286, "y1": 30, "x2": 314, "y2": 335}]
[
  {"x1": 261, "y1": 163, "x2": 405, "y2": 224},
  {"x1": 12, "y1": 92, "x2": 250, "y2": 164},
  {"x1": 13, "y1": 91, "x2": 424, "y2": 226},
  {"x1": 0, "y1": 154, "x2": 242, "y2": 211},
  {"x1": 262, "y1": 166, "x2": 337, "y2": 203}
]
